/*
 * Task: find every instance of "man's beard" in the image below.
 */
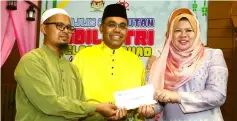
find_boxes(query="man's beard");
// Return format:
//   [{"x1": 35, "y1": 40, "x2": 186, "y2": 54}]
[{"x1": 57, "y1": 43, "x2": 69, "y2": 52}]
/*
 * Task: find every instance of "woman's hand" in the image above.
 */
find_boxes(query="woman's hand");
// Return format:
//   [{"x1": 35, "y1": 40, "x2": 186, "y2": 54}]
[{"x1": 154, "y1": 89, "x2": 181, "y2": 103}]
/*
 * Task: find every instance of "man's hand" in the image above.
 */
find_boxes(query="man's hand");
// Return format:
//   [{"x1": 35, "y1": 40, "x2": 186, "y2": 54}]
[
  {"x1": 106, "y1": 107, "x2": 127, "y2": 120},
  {"x1": 138, "y1": 104, "x2": 155, "y2": 118},
  {"x1": 96, "y1": 103, "x2": 117, "y2": 117},
  {"x1": 154, "y1": 89, "x2": 181, "y2": 103}
]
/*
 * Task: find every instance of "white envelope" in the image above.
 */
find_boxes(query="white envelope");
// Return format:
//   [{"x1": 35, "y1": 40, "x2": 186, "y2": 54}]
[{"x1": 114, "y1": 84, "x2": 157, "y2": 110}]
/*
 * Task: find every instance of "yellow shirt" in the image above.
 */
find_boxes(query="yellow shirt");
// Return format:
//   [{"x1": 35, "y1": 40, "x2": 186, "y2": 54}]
[{"x1": 72, "y1": 42, "x2": 145, "y2": 120}]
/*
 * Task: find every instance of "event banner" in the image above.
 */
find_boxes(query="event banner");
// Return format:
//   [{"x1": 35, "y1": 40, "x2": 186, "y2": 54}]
[{"x1": 40, "y1": 0, "x2": 208, "y2": 64}]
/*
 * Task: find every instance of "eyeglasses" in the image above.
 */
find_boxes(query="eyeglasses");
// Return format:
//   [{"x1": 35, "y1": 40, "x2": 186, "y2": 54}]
[
  {"x1": 44, "y1": 22, "x2": 75, "y2": 33},
  {"x1": 104, "y1": 22, "x2": 127, "y2": 30}
]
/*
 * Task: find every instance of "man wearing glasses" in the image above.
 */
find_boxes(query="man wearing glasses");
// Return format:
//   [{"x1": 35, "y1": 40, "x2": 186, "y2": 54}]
[
  {"x1": 14, "y1": 8, "x2": 118, "y2": 121},
  {"x1": 73, "y1": 4, "x2": 146, "y2": 120}
]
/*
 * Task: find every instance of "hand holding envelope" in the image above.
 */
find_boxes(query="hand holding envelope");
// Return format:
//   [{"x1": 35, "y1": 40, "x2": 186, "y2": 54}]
[
  {"x1": 114, "y1": 84, "x2": 157, "y2": 110},
  {"x1": 153, "y1": 89, "x2": 181, "y2": 103},
  {"x1": 105, "y1": 107, "x2": 127, "y2": 120}
]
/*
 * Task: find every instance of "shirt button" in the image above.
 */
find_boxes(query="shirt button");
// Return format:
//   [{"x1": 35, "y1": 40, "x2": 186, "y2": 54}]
[
  {"x1": 112, "y1": 73, "x2": 113, "y2": 75},
  {"x1": 112, "y1": 59, "x2": 114, "y2": 61},
  {"x1": 112, "y1": 67, "x2": 114, "y2": 69}
]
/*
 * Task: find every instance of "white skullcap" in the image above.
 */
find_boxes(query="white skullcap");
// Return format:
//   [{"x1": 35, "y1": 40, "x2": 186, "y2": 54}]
[{"x1": 41, "y1": 8, "x2": 70, "y2": 24}]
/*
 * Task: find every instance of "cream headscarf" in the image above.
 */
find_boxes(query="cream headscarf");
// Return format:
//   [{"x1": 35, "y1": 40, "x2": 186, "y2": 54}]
[{"x1": 148, "y1": 8, "x2": 205, "y2": 90}]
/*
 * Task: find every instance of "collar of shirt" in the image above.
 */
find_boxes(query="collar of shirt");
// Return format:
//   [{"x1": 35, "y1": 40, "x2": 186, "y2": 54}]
[
  {"x1": 41, "y1": 44, "x2": 64, "y2": 60},
  {"x1": 99, "y1": 42, "x2": 125, "y2": 56}
]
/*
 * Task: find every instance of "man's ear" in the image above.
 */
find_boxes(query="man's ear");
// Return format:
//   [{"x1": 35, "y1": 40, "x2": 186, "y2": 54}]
[
  {"x1": 99, "y1": 24, "x2": 103, "y2": 34},
  {"x1": 40, "y1": 24, "x2": 46, "y2": 35},
  {"x1": 165, "y1": 31, "x2": 168, "y2": 38}
]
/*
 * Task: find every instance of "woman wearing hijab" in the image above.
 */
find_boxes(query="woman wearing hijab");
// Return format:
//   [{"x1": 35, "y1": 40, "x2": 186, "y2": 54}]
[{"x1": 140, "y1": 8, "x2": 228, "y2": 121}]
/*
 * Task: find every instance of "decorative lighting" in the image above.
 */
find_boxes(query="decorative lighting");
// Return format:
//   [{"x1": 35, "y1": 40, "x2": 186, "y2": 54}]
[
  {"x1": 26, "y1": 6, "x2": 35, "y2": 21},
  {"x1": 6, "y1": 0, "x2": 17, "y2": 10}
]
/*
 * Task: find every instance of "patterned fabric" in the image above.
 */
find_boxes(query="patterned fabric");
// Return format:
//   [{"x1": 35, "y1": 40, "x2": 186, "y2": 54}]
[
  {"x1": 148, "y1": 49, "x2": 228, "y2": 121},
  {"x1": 146, "y1": 8, "x2": 228, "y2": 121}
]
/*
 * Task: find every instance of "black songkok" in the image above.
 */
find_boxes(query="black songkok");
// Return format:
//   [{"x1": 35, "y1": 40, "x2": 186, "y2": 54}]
[{"x1": 102, "y1": 4, "x2": 128, "y2": 22}]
